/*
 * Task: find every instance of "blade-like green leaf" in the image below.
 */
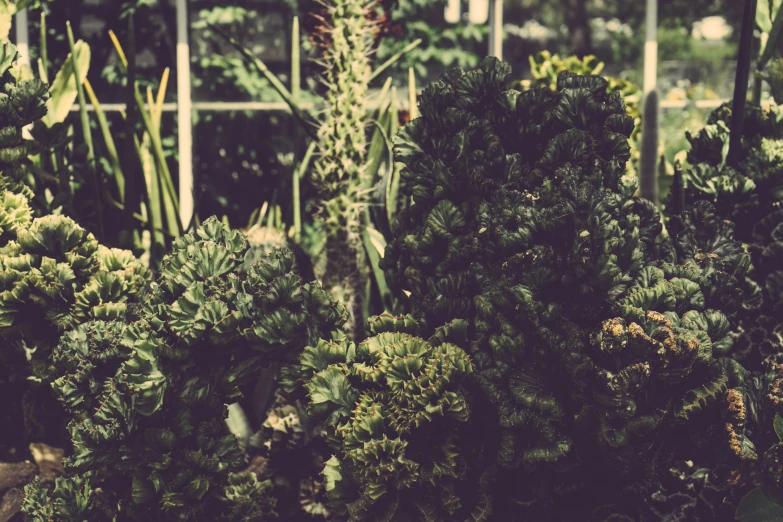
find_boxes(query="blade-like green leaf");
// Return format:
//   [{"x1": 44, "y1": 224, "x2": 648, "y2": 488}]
[
  {"x1": 362, "y1": 220, "x2": 391, "y2": 308},
  {"x1": 735, "y1": 488, "x2": 783, "y2": 522},
  {"x1": 84, "y1": 78, "x2": 125, "y2": 201},
  {"x1": 43, "y1": 40, "x2": 91, "y2": 127},
  {"x1": 775, "y1": 414, "x2": 783, "y2": 442}
]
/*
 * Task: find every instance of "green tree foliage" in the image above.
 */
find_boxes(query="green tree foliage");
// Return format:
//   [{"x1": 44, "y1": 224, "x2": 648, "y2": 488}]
[{"x1": 382, "y1": 58, "x2": 778, "y2": 518}]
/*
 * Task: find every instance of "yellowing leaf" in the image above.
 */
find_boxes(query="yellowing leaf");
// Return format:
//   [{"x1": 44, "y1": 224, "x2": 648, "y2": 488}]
[
  {"x1": 366, "y1": 226, "x2": 386, "y2": 258},
  {"x1": 43, "y1": 40, "x2": 91, "y2": 127}
]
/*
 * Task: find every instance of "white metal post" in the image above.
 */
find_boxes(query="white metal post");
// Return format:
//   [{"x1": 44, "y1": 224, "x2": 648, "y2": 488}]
[
  {"x1": 15, "y1": 10, "x2": 31, "y2": 138},
  {"x1": 643, "y1": 0, "x2": 658, "y2": 93},
  {"x1": 176, "y1": 0, "x2": 194, "y2": 229},
  {"x1": 14, "y1": 9, "x2": 30, "y2": 67},
  {"x1": 488, "y1": 0, "x2": 503, "y2": 59}
]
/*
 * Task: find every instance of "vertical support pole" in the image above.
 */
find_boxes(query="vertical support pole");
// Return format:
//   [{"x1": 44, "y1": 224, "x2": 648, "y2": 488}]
[
  {"x1": 639, "y1": 0, "x2": 659, "y2": 204},
  {"x1": 176, "y1": 0, "x2": 194, "y2": 229},
  {"x1": 444, "y1": 0, "x2": 461, "y2": 24},
  {"x1": 15, "y1": 10, "x2": 31, "y2": 138},
  {"x1": 488, "y1": 0, "x2": 503, "y2": 59},
  {"x1": 14, "y1": 9, "x2": 30, "y2": 67},
  {"x1": 642, "y1": 0, "x2": 657, "y2": 94},
  {"x1": 728, "y1": 0, "x2": 759, "y2": 167}
]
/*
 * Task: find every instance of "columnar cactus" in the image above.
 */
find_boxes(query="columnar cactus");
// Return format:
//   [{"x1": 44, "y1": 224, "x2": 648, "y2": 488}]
[
  {"x1": 311, "y1": 0, "x2": 374, "y2": 339},
  {"x1": 21, "y1": 217, "x2": 345, "y2": 521},
  {"x1": 382, "y1": 58, "x2": 774, "y2": 518},
  {"x1": 301, "y1": 313, "x2": 478, "y2": 521}
]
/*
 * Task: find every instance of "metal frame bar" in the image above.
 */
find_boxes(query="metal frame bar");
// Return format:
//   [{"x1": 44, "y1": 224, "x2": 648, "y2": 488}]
[
  {"x1": 488, "y1": 0, "x2": 503, "y2": 59},
  {"x1": 176, "y1": 0, "x2": 194, "y2": 228},
  {"x1": 14, "y1": 9, "x2": 30, "y2": 68}
]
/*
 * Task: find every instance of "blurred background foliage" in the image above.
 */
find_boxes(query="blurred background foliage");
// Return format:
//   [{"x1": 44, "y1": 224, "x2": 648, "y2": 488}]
[{"x1": 13, "y1": 0, "x2": 767, "y2": 239}]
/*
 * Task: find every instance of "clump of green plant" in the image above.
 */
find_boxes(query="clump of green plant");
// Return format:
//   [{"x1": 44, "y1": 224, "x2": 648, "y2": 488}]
[
  {"x1": 382, "y1": 58, "x2": 775, "y2": 518},
  {"x1": 516, "y1": 50, "x2": 644, "y2": 184},
  {"x1": 301, "y1": 313, "x2": 477, "y2": 521},
  {"x1": 517, "y1": 51, "x2": 641, "y2": 130},
  {"x1": 0, "y1": 42, "x2": 49, "y2": 201},
  {"x1": 671, "y1": 103, "x2": 783, "y2": 371},
  {"x1": 0, "y1": 41, "x2": 147, "y2": 462},
  {"x1": 20, "y1": 217, "x2": 345, "y2": 520}
]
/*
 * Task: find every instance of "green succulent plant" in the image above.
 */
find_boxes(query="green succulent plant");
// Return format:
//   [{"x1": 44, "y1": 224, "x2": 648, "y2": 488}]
[
  {"x1": 0, "y1": 42, "x2": 50, "y2": 201},
  {"x1": 20, "y1": 217, "x2": 346, "y2": 521},
  {"x1": 671, "y1": 103, "x2": 783, "y2": 373},
  {"x1": 0, "y1": 188, "x2": 147, "y2": 462},
  {"x1": 516, "y1": 50, "x2": 642, "y2": 164},
  {"x1": 382, "y1": 58, "x2": 776, "y2": 518},
  {"x1": 300, "y1": 313, "x2": 478, "y2": 521}
]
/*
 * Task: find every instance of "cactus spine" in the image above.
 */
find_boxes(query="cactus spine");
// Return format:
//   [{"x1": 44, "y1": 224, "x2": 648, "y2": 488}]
[{"x1": 312, "y1": 0, "x2": 374, "y2": 339}]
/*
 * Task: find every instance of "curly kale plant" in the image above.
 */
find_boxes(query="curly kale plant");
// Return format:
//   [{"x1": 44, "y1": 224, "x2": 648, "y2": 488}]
[
  {"x1": 301, "y1": 313, "x2": 478, "y2": 521},
  {"x1": 672, "y1": 103, "x2": 783, "y2": 371},
  {"x1": 382, "y1": 58, "x2": 776, "y2": 518},
  {"x1": 21, "y1": 217, "x2": 345, "y2": 521},
  {"x1": 0, "y1": 42, "x2": 50, "y2": 200}
]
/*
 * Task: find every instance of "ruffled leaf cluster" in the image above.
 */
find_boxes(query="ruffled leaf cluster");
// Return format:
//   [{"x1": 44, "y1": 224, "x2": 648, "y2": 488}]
[
  {"x1": 673, "y1": 103, "x2": 783, "y2": 372},
  {"x1": 0, "y1": 189, "x2": 146, "y2": 459},
  {"x1": 382, "y1": 58, "x2": 773, "y2": 517},
  {"x1": 301, "y1": 313, "x2": 477, "y2": 521},
  {"x1": 0, "y1": 42, "x2": 50, "y2": 200},
  {"x1": 21, "y1": 217, "x2": 345, "y2": 521},
  {"x1": 0, "y1": 207, "x2": 147, "y2": 363}
]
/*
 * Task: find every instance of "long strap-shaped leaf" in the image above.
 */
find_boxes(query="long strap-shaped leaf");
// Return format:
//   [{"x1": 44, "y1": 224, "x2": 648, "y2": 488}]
[
  {"x1": 369, "y1": 38, "x2": 422, "y2": 82},
  {"x1": 83, "y1": 79, "x2": 125, "y2": 202},
  {"x1": 209, "y1": 22, "x2": 318, "y2": 142},
  {"x1": 108, "y1": 30, "x2": 182, "y2": 236},
  {"x1": 67, "y1": 21, "x2": 104, "y2": 239}
]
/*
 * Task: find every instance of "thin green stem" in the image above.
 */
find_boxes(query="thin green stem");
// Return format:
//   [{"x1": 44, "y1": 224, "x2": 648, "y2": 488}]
[{"x1": 67, "y1": 21, "x2": 103, "y2": 239}]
